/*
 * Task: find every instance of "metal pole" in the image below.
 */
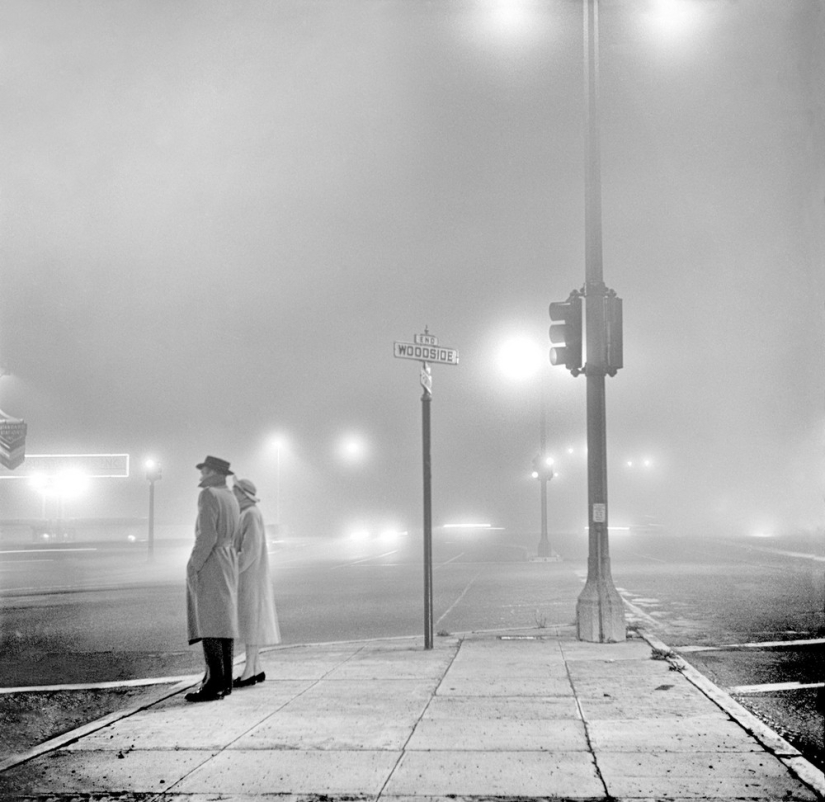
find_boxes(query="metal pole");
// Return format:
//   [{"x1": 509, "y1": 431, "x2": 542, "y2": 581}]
[
  {"x1": 275, "y1": 445, "x2": 281, "y2": 527},
  {"x1": 148, "y1": 480, "x2": 155, "y2": 562},
  {"x1": 421, "y1": 362, "x2": 433, "y2": 650},
  {"x1": 576, "y1": 0, "x2": 625, "y2": 642},
  {"x1": 538, "y1": 382, "x2": 550, "y2": 558}
]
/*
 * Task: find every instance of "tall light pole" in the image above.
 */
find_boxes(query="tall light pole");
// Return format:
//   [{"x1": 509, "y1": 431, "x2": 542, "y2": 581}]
[
  {"x1": 145, "y1": 460, "x2": 162, "y2": 562},
  {"x1": 576, "y1": 0, "x2": 625, "y2": 642},
  {"x1": 274, "y1": 442, "x2": 281, "y2": 527},
  {"x1": 496, "y1": 336, "x2": 555, "y2": 558},
  {"x1": 270, "y1": 435, "x2": 289, "y2": 534}
]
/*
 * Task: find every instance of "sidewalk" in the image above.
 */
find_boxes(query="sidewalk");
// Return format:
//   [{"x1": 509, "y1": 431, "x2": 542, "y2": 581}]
[{"x1": 1, "y1": 628, "x2": 824, "y2": 800}]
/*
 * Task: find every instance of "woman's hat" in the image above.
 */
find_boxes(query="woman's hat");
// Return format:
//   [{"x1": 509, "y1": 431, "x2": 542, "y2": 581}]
[
  {"x1": 234, "y1": 478, "x2": 259, "y2": 502},
  {"x1": 196, "y1": 455, "x2": 233, "y2": 475}
]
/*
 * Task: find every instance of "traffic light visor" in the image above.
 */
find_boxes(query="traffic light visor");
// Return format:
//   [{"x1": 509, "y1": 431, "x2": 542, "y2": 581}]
[{"x1": 548, "y1": 296, "x2": 583, "y2": 371}]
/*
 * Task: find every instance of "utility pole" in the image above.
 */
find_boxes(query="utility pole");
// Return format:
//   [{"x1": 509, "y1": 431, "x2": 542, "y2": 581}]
[
  {"x1": 145, "y1": 460, "x2": 162, "y2": 563},
  {"x1": 575, "y1": 0, "x2": 625, "y2": 642},
  {"x1": 538, "y1": 393, "x2": 550, "y2": 558}
]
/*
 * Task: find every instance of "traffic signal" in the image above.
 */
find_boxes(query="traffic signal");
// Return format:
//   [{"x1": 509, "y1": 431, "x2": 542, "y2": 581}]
[
  {"x1": 531, "y1": 454, "x2": 555, "y2": 482},
  {"x1": 549, "y1": 295, "x2": 583, "y2": 373},
  {"x1": 605, "y1": 294, "x2": 623, "y2": 375}
]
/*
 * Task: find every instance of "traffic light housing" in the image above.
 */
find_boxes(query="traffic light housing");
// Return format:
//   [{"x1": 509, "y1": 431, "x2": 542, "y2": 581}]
[
  {"x1": 605, "y1": 294, "x2": 623, "y2": 375},
  {"x1": 531, "y1": 454, "x2": 555, "y2": 482},
  {"x1": 549, "y1": 295, "x2": 583, "y2": 374}
]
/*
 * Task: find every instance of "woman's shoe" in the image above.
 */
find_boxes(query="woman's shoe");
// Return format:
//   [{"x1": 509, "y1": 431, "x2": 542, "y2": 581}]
[
  {"x1": 254, "y1": 672, "x2": 266, "y2": 683},
  {"x1": 233, "y1": 675, "x2": 257, "y2": 688}
]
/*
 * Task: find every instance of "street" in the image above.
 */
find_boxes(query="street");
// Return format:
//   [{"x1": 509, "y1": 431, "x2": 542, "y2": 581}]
[{"x1": 1, "y1": 529, "x2": 824, "y2": 769}]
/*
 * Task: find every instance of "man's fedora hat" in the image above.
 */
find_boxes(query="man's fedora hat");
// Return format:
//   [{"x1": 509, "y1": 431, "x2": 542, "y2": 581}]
[{"x1": 196, "y1": 455, "x2": 234, "y2": 475}]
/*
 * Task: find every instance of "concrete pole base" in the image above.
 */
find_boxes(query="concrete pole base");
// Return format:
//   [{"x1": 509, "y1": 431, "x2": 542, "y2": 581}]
[{"x1": 576, "y1": 579, "x2": 626, "y2": 642}]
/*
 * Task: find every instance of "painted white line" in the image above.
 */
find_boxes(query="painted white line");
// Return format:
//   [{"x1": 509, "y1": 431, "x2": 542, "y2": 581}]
[
  {"x1": 729, "y1": 681, "x2": 825, "y2": 694},
  {"x1": 679, "y1": 637, "x2": 825, "y2": 652},
  {"x1": 747, "y1": 545, "x2": 825, "y2": 563},
  {"x1": 436, "y1": 552, "x2": 465, "y2": 567},
  {"x1": 329, "y1": 550, "x2": 398, "y2": 569},
  {"x1": 436, "y1": 568, "x2": 483, "y2": 627},
  {"x1": 0, "y1": 674, "x2": 201, "y2": 695},
  {"x1": 0, "y1": 548, "x2": 98, "y2": 554},
  {"x1": 619, "y1": 592, "x2": 661, "y2": 628},
  {"x1": 624, "y1": 550, "x2": 667, "y2": 563}
]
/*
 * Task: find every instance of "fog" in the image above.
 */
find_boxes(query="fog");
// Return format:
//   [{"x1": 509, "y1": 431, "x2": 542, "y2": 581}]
[{"x1": 0, "y1": 1, "x2": 823, "y2": 542}]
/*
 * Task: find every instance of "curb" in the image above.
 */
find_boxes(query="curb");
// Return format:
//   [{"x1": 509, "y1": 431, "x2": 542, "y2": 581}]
[
  {"x1": 640, "y1": 629, "x2": 825, "y2": 800},
  {"x1": 0, "y1": 677, "x2": 197, "y2": 774}
]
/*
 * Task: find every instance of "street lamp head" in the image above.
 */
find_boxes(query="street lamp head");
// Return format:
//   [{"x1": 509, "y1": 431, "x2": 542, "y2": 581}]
[
  {"x1": 145, "y1": 459, "x2": 162, "y2": 482},
  {"x1": 497, "y1": 336, "x2": 542, "y2": 381}
]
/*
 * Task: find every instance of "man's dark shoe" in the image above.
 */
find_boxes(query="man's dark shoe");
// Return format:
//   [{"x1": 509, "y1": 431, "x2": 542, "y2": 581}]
[{"x1": 185, "y1": 688, "x2": 224, "y2": 703}]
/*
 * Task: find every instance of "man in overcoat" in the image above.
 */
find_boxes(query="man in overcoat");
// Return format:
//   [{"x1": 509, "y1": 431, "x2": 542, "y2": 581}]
[{"x1": 185, "y1": 455, "x2": 240, "y2": 702}]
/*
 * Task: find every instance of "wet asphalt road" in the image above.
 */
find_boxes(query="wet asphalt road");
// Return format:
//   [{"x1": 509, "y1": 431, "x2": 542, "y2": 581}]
[{"x1": 1, "y1": 529, "x2": 824, "y2": 768}]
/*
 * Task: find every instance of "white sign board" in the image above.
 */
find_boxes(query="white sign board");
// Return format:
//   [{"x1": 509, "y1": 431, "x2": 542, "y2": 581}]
[
  {"x1": 394, "y1": 342, "x2": 459, "y2": 365},
  {"x1": 0, "y1": 453, "x2": 131, "y2": 479}
]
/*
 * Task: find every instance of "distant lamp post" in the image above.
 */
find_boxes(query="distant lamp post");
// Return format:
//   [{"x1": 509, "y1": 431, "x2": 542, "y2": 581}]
[
  {"x1": 145, "y1": 459, "x2": 162, "y2": 561},
  {"x1": 496, "y1": 336, "x2": 557, "y2": 559},
  {"x1": 269, "y1": 435, "x2": 287, "y2": 531}
]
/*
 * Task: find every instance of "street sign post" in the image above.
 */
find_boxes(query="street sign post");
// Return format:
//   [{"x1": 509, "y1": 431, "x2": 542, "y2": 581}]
[{"x1": 394, "y1": 328, "x2": 458, "y2": 650}]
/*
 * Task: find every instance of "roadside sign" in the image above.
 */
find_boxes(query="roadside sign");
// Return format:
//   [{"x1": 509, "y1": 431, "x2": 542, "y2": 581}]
[
  {"x1": 393, "y1": 328, "x2": 459, "y2": 650},
  {"x1": 0, "y1": 453, "x2": 130, "y2": 480},
  {"x1": 0, "y1": 418, "x2": 27, "y2": 470},
  {"x1": 393, "y1": 342, "x2": 459, "y2": 365}
]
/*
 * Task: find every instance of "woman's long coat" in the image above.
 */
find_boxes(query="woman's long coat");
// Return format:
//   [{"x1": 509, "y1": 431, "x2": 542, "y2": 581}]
[
  {"x1": 186, "y1": 484, "x2": 240, "y2": 644},
  {"x1": 235, "y1": 501, "x2": 281, "y2": 646}
]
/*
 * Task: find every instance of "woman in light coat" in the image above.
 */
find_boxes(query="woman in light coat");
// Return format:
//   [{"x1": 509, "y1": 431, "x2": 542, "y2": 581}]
[{"x1": 231, "y1": 478, "x2": 281, "y2": 686}]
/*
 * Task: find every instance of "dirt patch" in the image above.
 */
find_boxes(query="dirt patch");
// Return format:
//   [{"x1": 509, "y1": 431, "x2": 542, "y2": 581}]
[{"x1": 0, "y1": 685, "x2": 183, "y2": 760}]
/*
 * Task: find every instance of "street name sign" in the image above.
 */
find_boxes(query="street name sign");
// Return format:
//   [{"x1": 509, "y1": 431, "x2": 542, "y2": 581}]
[{"x1": 393, "y1": 342, "x2": 459, "y2": 365}]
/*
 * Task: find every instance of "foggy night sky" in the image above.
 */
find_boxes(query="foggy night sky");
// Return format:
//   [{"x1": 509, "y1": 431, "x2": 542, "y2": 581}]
[{"x1": 0, "y1": 0, "x2": 823, "y2": 539}]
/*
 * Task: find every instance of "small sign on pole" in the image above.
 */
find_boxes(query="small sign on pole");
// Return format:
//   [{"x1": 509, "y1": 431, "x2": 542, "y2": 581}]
[
  {"x1": 394, "y1": 328, "x2": 458, "y2": 650},
  {"x1": 0, "y1": 413, "x2": 27, "y2": 470}
]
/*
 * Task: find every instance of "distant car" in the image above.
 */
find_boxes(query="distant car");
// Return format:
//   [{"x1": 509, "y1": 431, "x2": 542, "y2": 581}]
[{"x1": 630, "y1": 516, "x2": 665, "y2": 536}]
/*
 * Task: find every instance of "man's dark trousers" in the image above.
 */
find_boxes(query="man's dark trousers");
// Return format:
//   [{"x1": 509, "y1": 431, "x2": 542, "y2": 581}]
[{"x1": 202, "y1": 637, "x2": 234, "y2": 695}]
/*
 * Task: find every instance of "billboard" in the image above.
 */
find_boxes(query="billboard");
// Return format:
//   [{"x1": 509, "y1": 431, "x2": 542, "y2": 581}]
[{"x1": 0, "y1": 453, "x2": 130, "y2": 480}]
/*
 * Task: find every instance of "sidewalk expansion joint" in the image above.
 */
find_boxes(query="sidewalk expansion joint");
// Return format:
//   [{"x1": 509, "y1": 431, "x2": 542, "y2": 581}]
[{"x1": 558, "y1": 639, "x2": 612, "y2": 800}]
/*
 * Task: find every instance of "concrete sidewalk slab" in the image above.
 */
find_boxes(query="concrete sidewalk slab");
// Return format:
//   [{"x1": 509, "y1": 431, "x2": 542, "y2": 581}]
[
  {"x1": 586, "y1": 714, "x2": 768, "y2": 752},
  {"x1": 172, "y1": 749, "x2": 400, "y2": 796},
  {"x1": 598, "y1": 750, "x2": 816, "y2": 799},
  {"x1": 383, "y1": 750, "x2": 605, "y2": 798},
  {"x1": 1, "y1": 631, "x2": 823, "y2": 801}
]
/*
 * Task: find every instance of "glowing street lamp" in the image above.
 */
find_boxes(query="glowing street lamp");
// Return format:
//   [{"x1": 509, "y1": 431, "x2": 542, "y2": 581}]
[{"x1": 337, "y1": 433, "x2": 368, "y2": 465}]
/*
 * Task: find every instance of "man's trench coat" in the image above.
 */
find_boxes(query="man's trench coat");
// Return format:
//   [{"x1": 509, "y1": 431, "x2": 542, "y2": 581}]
[{"x1": 186, "y1": 483, "x2": 240, "y2": 643}]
